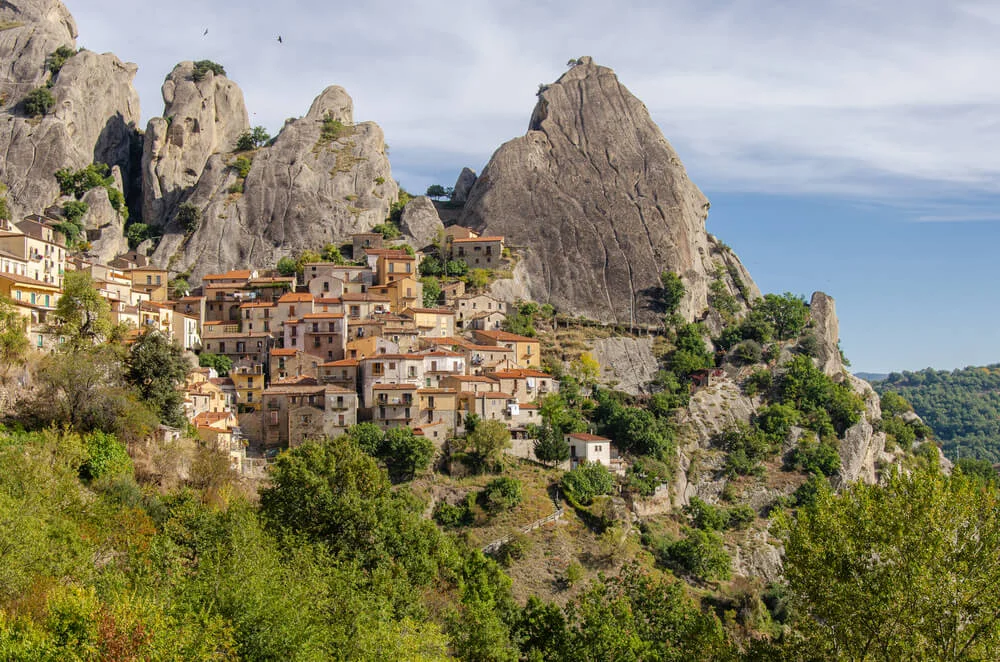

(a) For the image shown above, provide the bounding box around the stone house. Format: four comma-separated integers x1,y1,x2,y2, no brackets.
240,301,277,335
359,353,425,406
405,307,456,338
488,369,557,403
454,294,508,330
370,276,421,313
341,292,391,319
450,236,504,269
420,350,466,388
273,292,314,332
261,379,358,448
371,383,418,429
230,361,266,411
269,348,314,381
472,329,541,368
284,312,347,363
318,358,358,392
416,387,459,433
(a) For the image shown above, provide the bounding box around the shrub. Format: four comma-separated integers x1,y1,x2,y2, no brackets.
198,352,232,375
23,87,55,116
177,202,201,234
419,255,445,277
126,222,149,249
371,222,400,240
228,182,244,194
482,477,523,513
445,259,469,277
726,504,756,529
685,497,727,531
716,422,772,478
660,271,685,313
561,461,615,506
494,533,530,567
46,45,75,76
732,340,763,365
658,528,731,581
79,431,132,482
191,59,225,82
233,156,253,178
319,114,350,142
624,456,671,496
788,433,841,477
235,126,270,151
433,499,474,529
743,369,772,397
797,332,821,357
62,200,88,222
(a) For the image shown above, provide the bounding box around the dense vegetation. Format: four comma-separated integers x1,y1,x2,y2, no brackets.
874,365,1000,460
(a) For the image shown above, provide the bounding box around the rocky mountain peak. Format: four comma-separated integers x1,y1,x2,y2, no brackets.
141,60,249,225
461,57,758,326
0,0,77,103
306,85,353,123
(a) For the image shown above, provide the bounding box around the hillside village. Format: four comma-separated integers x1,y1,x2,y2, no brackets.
0,211,625,477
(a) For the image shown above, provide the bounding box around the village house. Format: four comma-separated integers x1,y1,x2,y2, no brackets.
488,369,557,403
246,275,296,301
0,245,28,278
565,432,613,469
473,329,541,368
441,374,500,394
419,350,466,388
324,265,375,294
270,348,311,381
283,312,347,362
369,276,421,313
351,232,383,258
0,221,66,287
202,269,256,322
464,343,518,374
369,249,418,285
459,390,516,423
128,266,169,302
108,299,140,329
371,383,418,429
184,377,230,420
138,301,173,336
416,387,459,432
341,292,391,319
359,353,425,406
443,225,479,242
307,273,346,299
230,361,266,411
465,310,506,331
200,324,271,364
272,291,314,332
346,334,399,360
172,311,201,351
192,410,240,452
450,235,504,269
405,307,456,338
174,296,206,329
0,273,60,320
240,301,277,334
439,280,466,305
261,378,358,448
318,358,358,392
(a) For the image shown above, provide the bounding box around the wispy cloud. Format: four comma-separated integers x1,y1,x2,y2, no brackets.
64,0,1000,215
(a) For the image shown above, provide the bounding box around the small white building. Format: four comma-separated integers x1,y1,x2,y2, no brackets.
565,432,613,469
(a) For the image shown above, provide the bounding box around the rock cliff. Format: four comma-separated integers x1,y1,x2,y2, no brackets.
461,56,759,325
0,1,139,222
150,85,397,281
399,196,444,248
141,62,249,226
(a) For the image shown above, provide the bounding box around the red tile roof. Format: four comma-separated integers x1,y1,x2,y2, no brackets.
474,330,538,343
566,432,611,442
278,292,314,303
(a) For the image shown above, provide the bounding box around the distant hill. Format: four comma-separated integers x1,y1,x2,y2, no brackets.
873,365,1000,461
854,372,888,382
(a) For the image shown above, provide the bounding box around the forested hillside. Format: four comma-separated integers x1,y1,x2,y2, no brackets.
874,365,1000,461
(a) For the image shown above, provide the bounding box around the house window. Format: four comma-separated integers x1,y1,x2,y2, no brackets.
289,306,295,316
338,414,345,426
408,366,416,378
372,362,384,376
156,275,162,284
146,275,152,285
323,281,329,292
37,335,43,347
44,295,50,306
247,392,254,402
219,342,226,353
595,445,602,452
388,362,396,370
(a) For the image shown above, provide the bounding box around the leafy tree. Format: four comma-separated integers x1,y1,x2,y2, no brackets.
421,276,441,307
319,243,346,264
46,45,75,75
125,221,149,249
624,456,672,497
382,426,435,482
236,126,270,151
954,457,999,485
779,355,863,437
660,271,685,314
797,332,820,357
346,421,385,457
715,422,771,478
668,323,713,377
198,352,232,375
419,255,445,277
757,292,809,340
191,59,225,82
371,222,401,240
482,477,523,513
467,419,511,470
561,462,615,505
169,276,190,298
125,330,189,427
570,352,600,388
23,87,55,116
54,163,114,198
684,496,728,530
532,423,570,466
425,184,447,198
276,256,297,276
655,528,731,581
732,339,763,365
502,306,535,337
55,271,114,345
177,202,201,234
469,268,490,291
879,390,912,417
446,259,469,277
79,431,132,482
0,295,29,376
781,465,1000,659
787,433,841,476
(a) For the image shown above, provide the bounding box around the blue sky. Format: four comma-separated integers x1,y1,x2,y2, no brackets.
63,0,1000,373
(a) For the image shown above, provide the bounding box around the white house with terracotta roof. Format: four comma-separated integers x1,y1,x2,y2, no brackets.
565,432,614,469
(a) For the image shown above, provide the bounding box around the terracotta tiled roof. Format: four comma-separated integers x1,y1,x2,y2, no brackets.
203,270,252,281
474,330,538,343
270,348,298,357
453,236,503,243
321,359,359,367
566,432,611,442
372,383,418,390
490,369,551,379
278,292,314,303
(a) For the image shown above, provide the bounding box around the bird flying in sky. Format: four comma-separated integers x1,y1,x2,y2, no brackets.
277,35,283,43
203,29,208,36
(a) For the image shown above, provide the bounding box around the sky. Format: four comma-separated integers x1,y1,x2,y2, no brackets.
63,0,1000,373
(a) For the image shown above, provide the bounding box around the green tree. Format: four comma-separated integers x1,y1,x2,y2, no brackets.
757,292,809,340
371,222,401,240
0,296,28,378
419,255,445,277
345,421,385,457
320,243,347,264
125,222,149,249
660,271,685,314
781,466,1000,660
382,427,435,482
177,202,201,234
55,271,114,345
79,431,132,482
561,462,615,505
446,259,469,277
425,184,447,198
276,256,297,276
469,268,490,291
467,419,511,471
656,528,731,581
46,45,75,75
532,423,570,466
125,330,190,427
236,126,270,151
23,87,55,116
191,59,225,82
482,477,523,513
421,276,441,307
198,352,232,375
0,183,10,222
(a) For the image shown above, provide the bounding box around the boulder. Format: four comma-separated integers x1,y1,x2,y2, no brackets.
399,196,444,248
151,85,397,282
451,167,477,205
461,56,759,325
141,62,250,226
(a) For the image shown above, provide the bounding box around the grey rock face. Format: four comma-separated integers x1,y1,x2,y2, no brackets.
80,170,128,264
141,62,250,226
399,196,443,248
461,56,758,325
809,291,844,377
587,336,659,395
0,2,139,222
0,0,76,104
151,85,397,282
836,374,887,486
451,167,477,205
